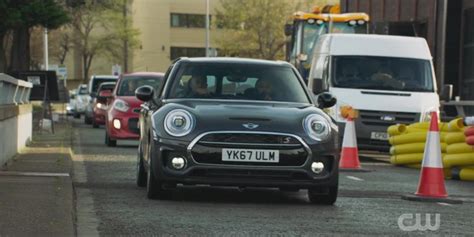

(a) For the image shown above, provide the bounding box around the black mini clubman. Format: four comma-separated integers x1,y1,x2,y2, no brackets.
135,57,340,204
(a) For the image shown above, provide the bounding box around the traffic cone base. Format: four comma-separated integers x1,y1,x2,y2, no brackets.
401,194,463,204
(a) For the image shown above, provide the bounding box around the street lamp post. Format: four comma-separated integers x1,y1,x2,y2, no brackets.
205,0,210,57
44,28,49,70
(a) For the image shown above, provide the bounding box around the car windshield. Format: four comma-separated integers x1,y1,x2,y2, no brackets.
92,78,117,95
168,63,310,103
332,56,435,92
78,87,88,95
118,76,163,96
97,84,115,95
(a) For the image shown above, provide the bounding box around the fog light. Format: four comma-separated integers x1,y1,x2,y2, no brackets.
311,162,324,174
171,157,186,170
113,119,121,129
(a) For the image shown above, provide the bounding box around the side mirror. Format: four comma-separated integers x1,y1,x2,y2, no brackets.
317,92,337,109
97,90,112,103
284,23,293,36
441,84,453,101
135,85,154,102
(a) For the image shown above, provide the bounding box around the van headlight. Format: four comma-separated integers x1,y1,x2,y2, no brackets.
303,114,331,142
326,105,345,123
164,109,195,137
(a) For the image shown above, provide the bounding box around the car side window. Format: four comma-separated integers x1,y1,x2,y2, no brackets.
155,65,174,102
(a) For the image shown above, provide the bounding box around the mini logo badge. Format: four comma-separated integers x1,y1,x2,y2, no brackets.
381,115,396,121
242,123,259,129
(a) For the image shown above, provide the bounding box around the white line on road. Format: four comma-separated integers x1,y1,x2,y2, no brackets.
346,175,364,181
0,171,70,177
437,202,453,206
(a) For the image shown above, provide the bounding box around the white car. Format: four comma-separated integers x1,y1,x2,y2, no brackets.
73,84,90,118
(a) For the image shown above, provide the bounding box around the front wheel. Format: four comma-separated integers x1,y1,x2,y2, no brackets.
146,142,170,200
308,185,338,205
136,144,147,187
105,131,117,147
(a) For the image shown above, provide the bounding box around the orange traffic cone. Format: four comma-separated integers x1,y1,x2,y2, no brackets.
339,118,369,172
402,112,462,204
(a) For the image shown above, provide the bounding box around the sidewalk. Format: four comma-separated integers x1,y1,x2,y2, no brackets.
0,120,75,236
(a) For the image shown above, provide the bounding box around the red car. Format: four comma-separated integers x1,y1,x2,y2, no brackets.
105,72,164,146
92,82,116,128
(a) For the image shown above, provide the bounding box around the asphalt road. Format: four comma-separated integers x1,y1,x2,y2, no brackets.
71,118,474,236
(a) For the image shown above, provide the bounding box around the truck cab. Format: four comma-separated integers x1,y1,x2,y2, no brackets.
309,34,440,151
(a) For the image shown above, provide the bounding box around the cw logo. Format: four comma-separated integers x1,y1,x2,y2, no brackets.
398,213,440,231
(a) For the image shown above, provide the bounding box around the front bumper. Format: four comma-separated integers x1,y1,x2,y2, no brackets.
93,108,107,125
150,136,339,188
108,113,140,140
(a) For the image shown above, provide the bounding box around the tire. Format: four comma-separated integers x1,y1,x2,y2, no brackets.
73,112,80,119
84,115,92,124
92,119,99,128
146,142,170,200
308,175,338,205
105,131,117,147
136,144,147,187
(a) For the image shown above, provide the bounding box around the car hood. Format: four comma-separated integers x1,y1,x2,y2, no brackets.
154,99,336,142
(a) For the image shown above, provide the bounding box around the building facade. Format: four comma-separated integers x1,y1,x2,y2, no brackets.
131,0,222,73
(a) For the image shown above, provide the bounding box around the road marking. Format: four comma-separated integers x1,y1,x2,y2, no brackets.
346,175,364,181
437,202,453,206
0,171,70,177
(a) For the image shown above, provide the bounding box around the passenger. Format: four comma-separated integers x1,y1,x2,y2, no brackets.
255,78,273,101
371,65,405,89
187,75,211,98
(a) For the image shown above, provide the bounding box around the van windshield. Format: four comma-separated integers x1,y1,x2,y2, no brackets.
332,56,434,92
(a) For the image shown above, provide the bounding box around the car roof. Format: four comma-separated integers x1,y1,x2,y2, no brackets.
92,75,119,79
316,34,432,60
124,72,165,77
178,57,291,67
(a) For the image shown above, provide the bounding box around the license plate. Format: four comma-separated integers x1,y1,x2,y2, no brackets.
371,132,389,141
222,148,279,163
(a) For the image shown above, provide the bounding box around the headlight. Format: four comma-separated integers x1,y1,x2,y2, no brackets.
113,99,129,112
326,105,345,123
164,109,195,137
303,114,331,141
96,103,106,110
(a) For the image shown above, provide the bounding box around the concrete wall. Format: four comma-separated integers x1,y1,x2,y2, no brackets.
0,74,33,167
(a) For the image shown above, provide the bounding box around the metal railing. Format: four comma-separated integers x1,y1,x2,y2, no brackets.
441,100,474,117
0,73,33,105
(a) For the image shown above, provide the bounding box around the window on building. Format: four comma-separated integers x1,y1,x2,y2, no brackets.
170,13,210,28
170,47,206,60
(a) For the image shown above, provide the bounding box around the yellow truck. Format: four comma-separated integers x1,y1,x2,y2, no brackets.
285,4,369,80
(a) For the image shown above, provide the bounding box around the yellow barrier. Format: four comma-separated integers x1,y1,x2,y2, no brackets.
389,132,426,145
453,168,474,181
443,153,474,168
387,124,407,136
445,132,466,144
446,143,474,154
448,118,465,132
390,142,447,155
408,122,449,132
404,164,421,169
391,153,424,165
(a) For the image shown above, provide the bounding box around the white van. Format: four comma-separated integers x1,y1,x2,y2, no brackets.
308,34,445,151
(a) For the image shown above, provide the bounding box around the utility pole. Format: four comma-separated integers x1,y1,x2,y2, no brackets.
123,0,129,72
44,28,49,70
205,0,210,57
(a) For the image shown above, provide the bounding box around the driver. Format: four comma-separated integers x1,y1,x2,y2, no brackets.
125,80,138,96
255,77,273,101
187,75,211,98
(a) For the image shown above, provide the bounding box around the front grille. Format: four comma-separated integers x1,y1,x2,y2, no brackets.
359,110,418,126
191,133,308,166
128,118,139,134
199,133,300,145
358,138,390,151
133,108,141,114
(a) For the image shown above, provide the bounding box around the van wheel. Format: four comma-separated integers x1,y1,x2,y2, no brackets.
105,132,116,147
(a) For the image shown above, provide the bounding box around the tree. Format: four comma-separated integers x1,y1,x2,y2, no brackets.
70,0,140,81
215,0,338,60
0,0,20,72
8,0,69,71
